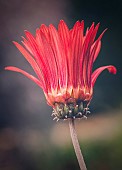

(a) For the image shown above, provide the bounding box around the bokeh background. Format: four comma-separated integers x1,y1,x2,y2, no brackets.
0,0,122,169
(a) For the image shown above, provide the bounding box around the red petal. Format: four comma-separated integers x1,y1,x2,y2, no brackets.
38,30,58,90
92,65,117,86
24,30,43,62
80,22,95,87
24,30,56,92
40,24,49,42
81,25,107,88
93,28,107,62
70,20,81,38
22,32,49,82
58,20,72,86
87,40,101,85
58,20,70,53
13,41,44,81
92,40,101,62
72,21,84,87
21,36,33,55
5,66,45,90
87,28,107,87
49,24,67,89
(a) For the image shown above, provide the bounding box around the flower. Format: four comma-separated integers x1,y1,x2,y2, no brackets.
5,20,116,120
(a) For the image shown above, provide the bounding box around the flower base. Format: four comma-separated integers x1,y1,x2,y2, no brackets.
52,100,90,121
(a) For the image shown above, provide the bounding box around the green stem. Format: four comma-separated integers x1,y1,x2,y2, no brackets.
69,118,87,170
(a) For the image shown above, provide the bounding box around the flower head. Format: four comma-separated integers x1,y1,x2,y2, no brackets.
5,20,116,120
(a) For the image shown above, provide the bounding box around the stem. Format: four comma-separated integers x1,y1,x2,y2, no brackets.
69,118,87,170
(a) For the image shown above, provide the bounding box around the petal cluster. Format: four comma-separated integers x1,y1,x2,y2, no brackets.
5,20,116,109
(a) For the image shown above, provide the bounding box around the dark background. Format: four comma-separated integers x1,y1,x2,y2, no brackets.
0,0,122,170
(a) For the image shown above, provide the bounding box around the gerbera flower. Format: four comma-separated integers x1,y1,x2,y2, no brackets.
5,20,116,121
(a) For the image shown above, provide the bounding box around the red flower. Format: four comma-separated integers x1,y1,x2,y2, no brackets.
5,20,116,120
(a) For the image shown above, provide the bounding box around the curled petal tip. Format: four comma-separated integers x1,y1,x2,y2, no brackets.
108,66,117,74
92,65,117,86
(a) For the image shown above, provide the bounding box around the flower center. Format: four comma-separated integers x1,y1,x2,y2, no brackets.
52,98,90,121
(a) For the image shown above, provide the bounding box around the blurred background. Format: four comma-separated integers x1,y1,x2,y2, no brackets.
0,0,122,169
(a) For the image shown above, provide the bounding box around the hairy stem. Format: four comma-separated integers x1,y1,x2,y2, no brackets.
69,118,87,170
